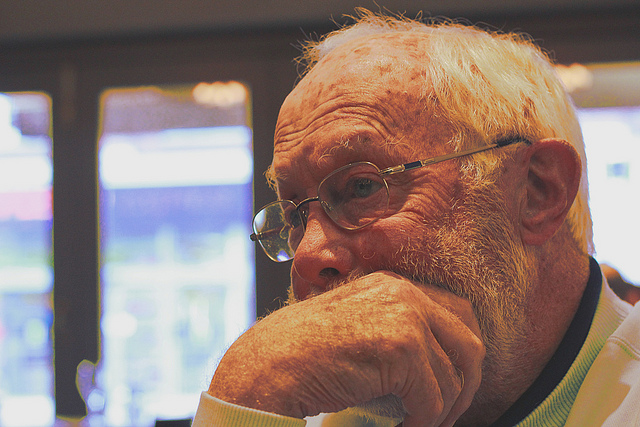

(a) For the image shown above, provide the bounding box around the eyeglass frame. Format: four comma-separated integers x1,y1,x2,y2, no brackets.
250,136,530,260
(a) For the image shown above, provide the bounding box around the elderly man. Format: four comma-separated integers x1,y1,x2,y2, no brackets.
193,12,640,427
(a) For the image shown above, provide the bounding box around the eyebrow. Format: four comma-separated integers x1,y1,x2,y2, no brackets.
264,164,278,192
267,135,374,188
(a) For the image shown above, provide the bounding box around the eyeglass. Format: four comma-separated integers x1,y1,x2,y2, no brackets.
251,137,529,262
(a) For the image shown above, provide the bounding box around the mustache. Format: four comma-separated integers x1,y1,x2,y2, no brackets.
287,269,369,305
287,263,452,307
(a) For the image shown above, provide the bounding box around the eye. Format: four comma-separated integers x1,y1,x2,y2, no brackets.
316,163,390,229
320,166,386,206
348,177,382,199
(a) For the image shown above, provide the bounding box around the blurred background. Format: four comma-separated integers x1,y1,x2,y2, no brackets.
0,1,638,425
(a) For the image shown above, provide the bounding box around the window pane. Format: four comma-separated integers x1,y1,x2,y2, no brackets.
97,83,255,426
0,93,54,426
580,105,640,284
562,61,640,285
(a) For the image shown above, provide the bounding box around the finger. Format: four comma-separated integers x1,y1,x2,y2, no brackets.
397,337,464,427
398,360,443,427
437,370,476,427
426,303,485,426
372,274,484,426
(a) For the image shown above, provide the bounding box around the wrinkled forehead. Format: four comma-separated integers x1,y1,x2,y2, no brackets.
273,32,440,149
269,32,452,188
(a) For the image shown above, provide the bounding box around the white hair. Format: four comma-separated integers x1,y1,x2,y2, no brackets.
298,10,593,254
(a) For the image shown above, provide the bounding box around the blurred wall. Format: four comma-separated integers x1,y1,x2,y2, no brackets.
1,0,639,44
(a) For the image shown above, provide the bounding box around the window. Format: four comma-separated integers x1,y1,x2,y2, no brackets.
1,31,296,423
96,83,255,425
0,92,54,426
580,105,640,283
563,61,640,284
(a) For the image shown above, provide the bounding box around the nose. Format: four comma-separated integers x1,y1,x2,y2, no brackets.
291,205,353,300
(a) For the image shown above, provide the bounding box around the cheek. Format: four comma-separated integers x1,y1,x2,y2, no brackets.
354,175,461,271
388,174,461,227
386,187,457,238
354,216,433,270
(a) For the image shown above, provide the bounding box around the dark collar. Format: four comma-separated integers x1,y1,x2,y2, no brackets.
488,257,602,427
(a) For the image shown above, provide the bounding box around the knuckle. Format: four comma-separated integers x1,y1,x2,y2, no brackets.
432,392,445,416
471,335,486,359
379,325,423,358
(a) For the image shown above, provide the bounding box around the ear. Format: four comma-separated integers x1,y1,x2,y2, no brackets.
521,138,582,246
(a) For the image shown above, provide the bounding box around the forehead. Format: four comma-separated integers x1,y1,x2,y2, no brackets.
271,32,453,184
282,32,430,120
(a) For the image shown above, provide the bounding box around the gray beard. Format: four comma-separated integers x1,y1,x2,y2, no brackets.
379,182,537,422
288,180,536,423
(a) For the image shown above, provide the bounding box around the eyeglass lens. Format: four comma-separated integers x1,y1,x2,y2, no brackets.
252,162,390,262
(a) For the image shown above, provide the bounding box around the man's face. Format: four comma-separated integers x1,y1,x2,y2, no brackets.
271,34,464,299
270,34,535,382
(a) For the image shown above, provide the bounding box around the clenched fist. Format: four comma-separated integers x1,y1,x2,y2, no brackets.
209,271,485,427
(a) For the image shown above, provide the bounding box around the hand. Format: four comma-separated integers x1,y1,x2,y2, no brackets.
208,271,485,427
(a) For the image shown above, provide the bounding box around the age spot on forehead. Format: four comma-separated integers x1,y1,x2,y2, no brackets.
375,61,395,75
352,45,373,56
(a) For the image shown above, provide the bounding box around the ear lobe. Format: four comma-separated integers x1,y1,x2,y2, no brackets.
521,138,582,246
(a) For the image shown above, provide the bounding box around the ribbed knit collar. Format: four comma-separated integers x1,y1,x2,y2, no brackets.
489,258,602,427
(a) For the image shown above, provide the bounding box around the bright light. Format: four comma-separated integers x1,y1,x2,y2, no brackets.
192,81,248,107
0,155,52,192
556,63,594,93
580,107,640,284
99,126,252,189
0,395,54,427
0,94,21,152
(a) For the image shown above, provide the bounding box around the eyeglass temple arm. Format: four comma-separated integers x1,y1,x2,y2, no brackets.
379,137,530,176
